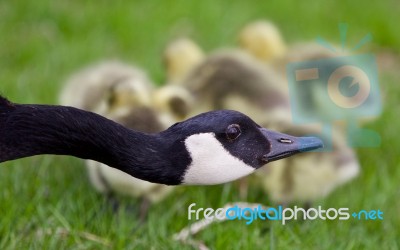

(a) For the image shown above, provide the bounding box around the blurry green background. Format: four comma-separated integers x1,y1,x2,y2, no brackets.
0,0,399,249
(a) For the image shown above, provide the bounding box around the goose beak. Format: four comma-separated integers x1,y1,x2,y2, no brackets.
260,128,324,163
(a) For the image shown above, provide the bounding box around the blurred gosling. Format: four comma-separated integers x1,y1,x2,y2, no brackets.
60,61,175,215
152,84,194,125
238,20,347,67
163,38,205,84
175,49,291,124
239,20,287,64
60,61,154,115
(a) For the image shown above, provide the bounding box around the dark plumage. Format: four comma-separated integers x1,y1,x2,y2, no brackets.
0,101,182,184
0,96,323,186
0,95,13,107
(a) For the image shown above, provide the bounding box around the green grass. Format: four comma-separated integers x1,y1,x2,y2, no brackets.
1,0,400,249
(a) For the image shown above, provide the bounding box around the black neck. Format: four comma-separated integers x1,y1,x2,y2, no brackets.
0,101,182,185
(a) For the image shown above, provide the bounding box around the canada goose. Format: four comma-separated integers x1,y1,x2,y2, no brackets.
0,96,323,185
163,38,205,84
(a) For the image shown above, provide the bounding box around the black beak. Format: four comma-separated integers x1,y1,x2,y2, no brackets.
260,128,324,163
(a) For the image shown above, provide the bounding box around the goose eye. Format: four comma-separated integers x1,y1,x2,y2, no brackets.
226,124,241,141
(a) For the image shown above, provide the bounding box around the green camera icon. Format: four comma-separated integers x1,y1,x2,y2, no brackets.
286,54,381,148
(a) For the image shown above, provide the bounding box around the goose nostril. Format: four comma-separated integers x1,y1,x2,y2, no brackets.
279,138,293,144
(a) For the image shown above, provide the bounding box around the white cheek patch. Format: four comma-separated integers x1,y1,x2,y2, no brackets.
182,133,255,185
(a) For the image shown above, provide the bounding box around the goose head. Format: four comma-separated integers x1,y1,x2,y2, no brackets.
160,110,323,185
